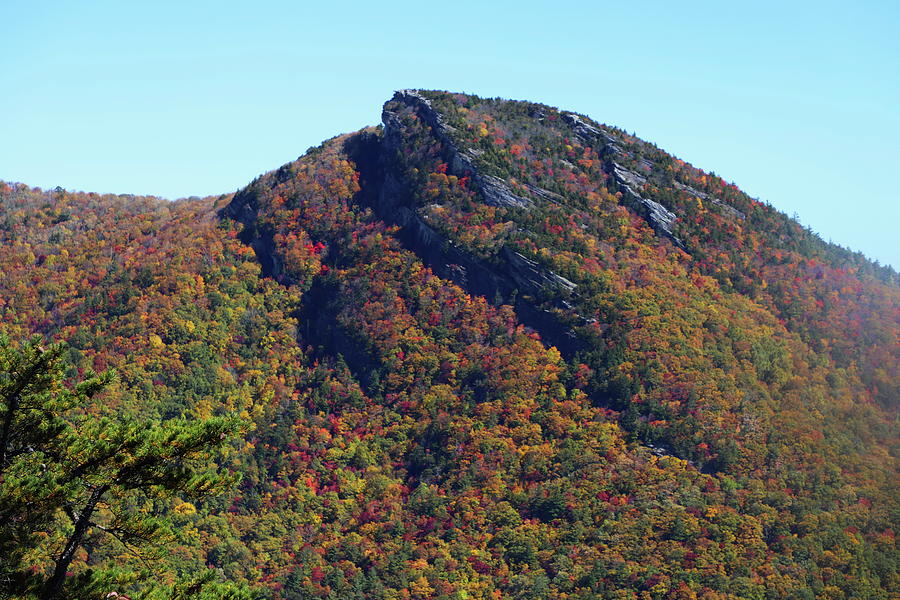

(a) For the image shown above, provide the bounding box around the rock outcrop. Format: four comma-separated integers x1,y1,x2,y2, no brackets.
357,91,587,355
562,112,687,251
223,91,725,358
384,90,534,209
610,164,686,250
674,181,746,221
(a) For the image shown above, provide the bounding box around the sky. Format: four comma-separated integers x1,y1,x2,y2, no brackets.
2,0,898,268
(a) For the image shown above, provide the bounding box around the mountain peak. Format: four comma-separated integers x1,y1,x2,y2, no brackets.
1,89,896,600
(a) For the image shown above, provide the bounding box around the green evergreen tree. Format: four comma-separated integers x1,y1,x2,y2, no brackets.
0,336,247,600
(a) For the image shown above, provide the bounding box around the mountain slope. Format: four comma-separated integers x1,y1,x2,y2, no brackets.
0,90,896,599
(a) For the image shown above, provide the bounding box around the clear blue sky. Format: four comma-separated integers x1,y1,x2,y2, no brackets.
3,1,898,268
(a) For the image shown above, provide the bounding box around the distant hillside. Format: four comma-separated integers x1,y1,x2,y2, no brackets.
1,90,896,600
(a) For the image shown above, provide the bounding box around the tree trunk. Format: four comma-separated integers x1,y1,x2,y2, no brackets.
42,484,108,600
0,392,19,473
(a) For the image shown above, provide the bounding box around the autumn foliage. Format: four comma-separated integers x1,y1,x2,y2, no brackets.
0,90,896,599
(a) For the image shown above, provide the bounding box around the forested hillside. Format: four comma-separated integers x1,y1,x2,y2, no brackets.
1,90,896,600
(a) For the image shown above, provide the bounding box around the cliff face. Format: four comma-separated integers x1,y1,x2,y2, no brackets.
226,91,595,358
222,90,762,309
380,90,694,249
379,90,688,247
373,91,586,356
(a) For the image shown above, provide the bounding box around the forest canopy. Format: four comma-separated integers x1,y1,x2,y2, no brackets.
0,90,896,599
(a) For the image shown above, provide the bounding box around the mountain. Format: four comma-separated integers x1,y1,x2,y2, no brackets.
1,90,897,599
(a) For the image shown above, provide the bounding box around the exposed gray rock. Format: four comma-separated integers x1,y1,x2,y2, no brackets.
388,91,690,257
674,181,745,220
524,184,564,204
560,110,687,251
384,90,534,210
530,108,547,121
611,164,686,251
613,165,648,189
562,112,618,146
502,248,578,295
393,89,435,111
373,91,586,356
384,92,581,297
637,156,655,172
480,175,534,209
604,143,623,157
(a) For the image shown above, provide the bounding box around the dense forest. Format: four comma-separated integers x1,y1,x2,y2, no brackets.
0,90,896,599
